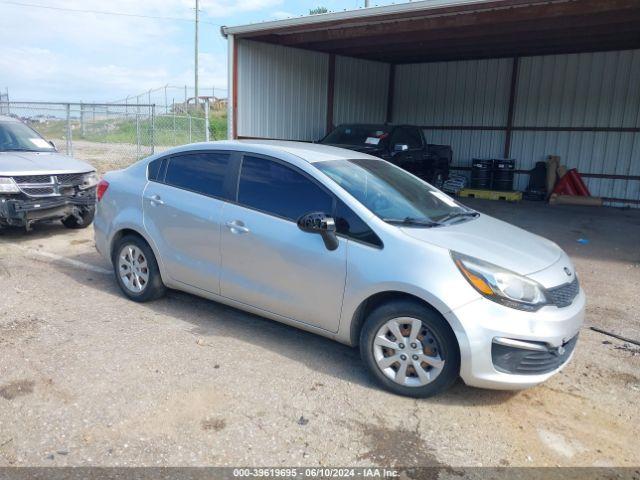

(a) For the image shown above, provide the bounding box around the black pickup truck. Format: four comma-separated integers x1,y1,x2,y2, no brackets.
319,124,452,186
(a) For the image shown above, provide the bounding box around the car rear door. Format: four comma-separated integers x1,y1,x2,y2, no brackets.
219,153,347,333
142,150,238,294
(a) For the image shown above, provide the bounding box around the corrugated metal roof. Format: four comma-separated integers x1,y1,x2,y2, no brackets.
221,0,505,37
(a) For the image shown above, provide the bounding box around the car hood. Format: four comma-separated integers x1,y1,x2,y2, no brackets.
401,214,563,275
0,151,94,176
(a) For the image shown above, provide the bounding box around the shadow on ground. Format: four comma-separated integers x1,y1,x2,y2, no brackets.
52,248,518,407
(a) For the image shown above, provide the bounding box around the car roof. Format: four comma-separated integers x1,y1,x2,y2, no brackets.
204,139,376,163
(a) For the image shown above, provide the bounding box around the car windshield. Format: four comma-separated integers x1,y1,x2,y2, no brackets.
0,120,55,152
322,125,391,147
315,158,473,226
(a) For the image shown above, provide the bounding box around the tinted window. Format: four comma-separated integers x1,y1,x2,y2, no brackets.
335,200,382,248
147,158,162,181
165,152,230,197
238,155,333,221
390,128,422,149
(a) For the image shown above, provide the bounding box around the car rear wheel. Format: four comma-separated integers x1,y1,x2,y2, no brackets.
61,206,95,229
113,235,166,302
360,300,460,398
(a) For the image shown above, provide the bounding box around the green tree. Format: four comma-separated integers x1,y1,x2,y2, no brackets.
309,6,328,15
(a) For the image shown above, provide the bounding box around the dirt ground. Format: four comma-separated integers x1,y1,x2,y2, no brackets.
52,139,176,175
0,199,639,468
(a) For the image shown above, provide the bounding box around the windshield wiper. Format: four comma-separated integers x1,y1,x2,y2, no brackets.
438,211,480,223
382,216,441,227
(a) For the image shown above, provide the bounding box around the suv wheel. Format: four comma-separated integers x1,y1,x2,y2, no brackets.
113,235,166,302
62,206,95,229
360,300,460,398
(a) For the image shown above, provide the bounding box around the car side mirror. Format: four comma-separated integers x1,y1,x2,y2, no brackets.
393,143,409,153
297,212,339,251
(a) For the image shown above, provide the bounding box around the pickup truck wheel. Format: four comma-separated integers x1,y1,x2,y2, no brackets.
360,300,460,398
113,235,166,302
61,206,95,229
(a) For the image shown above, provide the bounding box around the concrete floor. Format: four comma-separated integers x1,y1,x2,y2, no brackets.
0,200,639,468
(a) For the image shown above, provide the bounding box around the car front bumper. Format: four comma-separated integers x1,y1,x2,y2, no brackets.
0,193,95,228
445,288,585,389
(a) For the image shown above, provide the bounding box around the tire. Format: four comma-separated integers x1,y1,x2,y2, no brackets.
360,300,460,398
112,234,166,302
62,206,95,229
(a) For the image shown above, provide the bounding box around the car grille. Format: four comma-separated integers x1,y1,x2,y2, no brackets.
547,277,580,308
11,173,85,198
12,174,53,184
56,173,85,185
492,335,579,375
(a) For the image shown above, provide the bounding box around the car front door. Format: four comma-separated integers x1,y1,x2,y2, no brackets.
219,154,347,333
143,150,237,294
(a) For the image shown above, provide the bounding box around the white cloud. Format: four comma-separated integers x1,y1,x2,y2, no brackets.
0,0,245,101
193,0,284,18
271,10,296,19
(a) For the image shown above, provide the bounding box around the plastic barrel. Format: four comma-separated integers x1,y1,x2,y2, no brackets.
470,158,493,189
493,159,515,191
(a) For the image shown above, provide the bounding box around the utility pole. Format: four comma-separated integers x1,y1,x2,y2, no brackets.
194,0,199,110
364,0,370,6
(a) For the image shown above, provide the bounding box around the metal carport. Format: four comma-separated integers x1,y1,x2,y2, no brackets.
221,0,640,206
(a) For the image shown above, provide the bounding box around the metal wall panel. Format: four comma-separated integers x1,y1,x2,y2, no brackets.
393,58,513,126
422,130,506,168
333,56,389,125
512,50,640,205
510,131,640,202
514,50,640,128
237,40,329,141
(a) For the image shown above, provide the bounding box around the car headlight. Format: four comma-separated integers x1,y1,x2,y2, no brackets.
0,177,20,194
79,172,99,190
451,251,548,311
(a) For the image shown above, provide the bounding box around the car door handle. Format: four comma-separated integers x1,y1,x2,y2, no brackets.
145,194,164,206
225,220,250,234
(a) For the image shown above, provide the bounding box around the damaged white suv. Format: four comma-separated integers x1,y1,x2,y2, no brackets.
0,115,98,231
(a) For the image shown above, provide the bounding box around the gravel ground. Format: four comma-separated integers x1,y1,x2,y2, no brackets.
0,200,639,468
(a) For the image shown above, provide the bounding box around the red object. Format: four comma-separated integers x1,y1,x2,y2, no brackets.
553,174,577,195
566,169,591,196
96,180,109,201
553,169,591,196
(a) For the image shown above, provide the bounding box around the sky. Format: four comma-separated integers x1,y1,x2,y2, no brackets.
0,0,402,103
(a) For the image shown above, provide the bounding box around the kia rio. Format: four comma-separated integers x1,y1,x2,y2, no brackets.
94,141,584,397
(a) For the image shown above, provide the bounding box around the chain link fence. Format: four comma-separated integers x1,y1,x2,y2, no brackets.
0,101,212,174
109,85,228,115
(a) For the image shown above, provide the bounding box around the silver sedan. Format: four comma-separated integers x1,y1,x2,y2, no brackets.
94,140,584,397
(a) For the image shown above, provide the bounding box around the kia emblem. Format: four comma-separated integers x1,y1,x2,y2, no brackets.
564,267,572,276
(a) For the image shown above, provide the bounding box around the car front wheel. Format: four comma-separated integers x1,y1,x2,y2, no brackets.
360,300,460,398
112,235,166,302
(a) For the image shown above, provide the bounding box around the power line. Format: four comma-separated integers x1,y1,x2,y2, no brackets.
0,0,221,26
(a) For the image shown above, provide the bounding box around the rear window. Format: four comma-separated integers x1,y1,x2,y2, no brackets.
165,152,231,198
322,125,391,147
